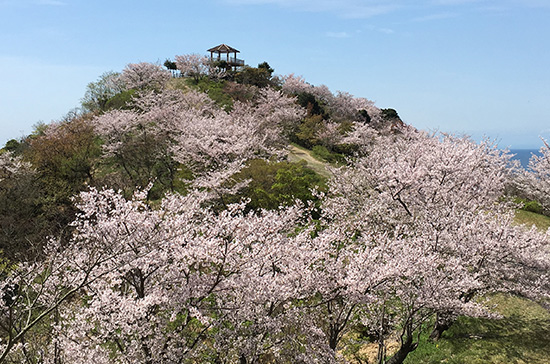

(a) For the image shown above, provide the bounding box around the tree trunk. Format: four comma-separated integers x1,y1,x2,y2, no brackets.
328,312,345,351
429,312,455,341
385,334,418,364
376,337,386,364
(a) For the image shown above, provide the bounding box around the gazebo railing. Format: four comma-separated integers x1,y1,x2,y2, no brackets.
209,56,245,66
230,58,245,65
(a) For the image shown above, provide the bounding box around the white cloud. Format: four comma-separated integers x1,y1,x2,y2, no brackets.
326,31,351,38
223,0,402,18
376,27,395,34
365,24,395,34
411,12,458,22
222,0,550,19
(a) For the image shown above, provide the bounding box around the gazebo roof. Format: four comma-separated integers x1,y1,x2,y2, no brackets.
207,44,240,54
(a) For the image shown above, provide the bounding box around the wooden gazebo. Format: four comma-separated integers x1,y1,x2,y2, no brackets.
207,44,244,70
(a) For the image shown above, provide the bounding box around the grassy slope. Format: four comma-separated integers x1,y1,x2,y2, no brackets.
514,209,550,231
406,212,550,364
405,294,550,364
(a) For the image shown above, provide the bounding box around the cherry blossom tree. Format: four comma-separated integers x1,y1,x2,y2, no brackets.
513,139,550,214
281,74,386,153
281,74,332,104
281,74,381,124
8,187,329,364
174,54,213,83
92,87,304,197
119,62,172,91
309,128,550,363
0,233,108,363
3,126,549,364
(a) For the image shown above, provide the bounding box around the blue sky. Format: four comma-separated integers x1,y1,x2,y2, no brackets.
1,0,549,148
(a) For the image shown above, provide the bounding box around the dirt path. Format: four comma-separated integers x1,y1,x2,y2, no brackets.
287,145,332,179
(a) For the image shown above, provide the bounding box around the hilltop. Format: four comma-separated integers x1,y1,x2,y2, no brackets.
1,56,549,364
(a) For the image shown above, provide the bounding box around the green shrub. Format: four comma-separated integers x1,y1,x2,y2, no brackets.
515,197,544,214
188,78,234,110
293,115,325,148
222,81,257,104
311,145,345,163
2,139,24,155
381,108,400,121
221,159,326,212
524,200,543,214
296,92,326,117
234,63,275,88
105,89,137,110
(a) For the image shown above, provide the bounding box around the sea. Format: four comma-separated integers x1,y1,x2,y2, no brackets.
509,149,541,169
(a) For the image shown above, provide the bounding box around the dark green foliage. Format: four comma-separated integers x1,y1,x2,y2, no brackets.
290,91,363,155
234,65,275,88
523,200,544,214
96,128,188,201
381,108,400,121
104,89,137,111
296,92,326,117
186,78,235,110
358,109,371,123
1,139,29,157
332,142,359,156
164,59,177,71
514,197,544,214
2,139,22,154
222,159,326,212
311,145,345,163
257,62,274,75
0,156,49,261
293,115,325,148
380,108,405,130
212,60,230,71
311,145,333,162
290,93,329,149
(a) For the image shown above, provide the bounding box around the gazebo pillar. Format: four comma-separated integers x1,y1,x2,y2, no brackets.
206,44,244,70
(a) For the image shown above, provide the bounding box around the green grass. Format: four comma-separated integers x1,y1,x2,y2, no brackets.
404,294,550,364
407,207,550,363
514,209,550,231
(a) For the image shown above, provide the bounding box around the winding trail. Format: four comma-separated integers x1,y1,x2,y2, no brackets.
287,144,332,179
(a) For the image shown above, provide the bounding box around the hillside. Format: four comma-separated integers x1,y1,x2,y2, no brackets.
1,57,549,364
